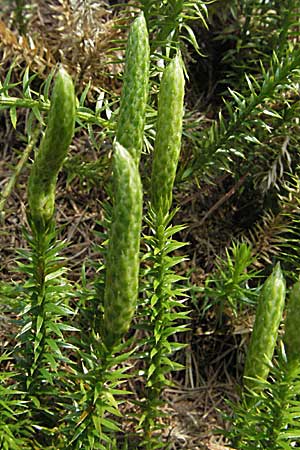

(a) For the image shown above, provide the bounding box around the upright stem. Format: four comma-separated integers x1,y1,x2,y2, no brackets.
268,360,299,447
13,0,27,35
0,129,39,221
144,215,171,447
26,229,50,392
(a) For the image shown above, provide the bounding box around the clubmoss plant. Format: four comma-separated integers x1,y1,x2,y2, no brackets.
140,210,189,449
0,354,35,450
62,139,143,446
139,52,189,448
227,349,300,449
61,15,149,447
201,241,260,325
184,47,300,181
15,67,77,439
226,273,300,449
243,263,286,394
0,2,300,447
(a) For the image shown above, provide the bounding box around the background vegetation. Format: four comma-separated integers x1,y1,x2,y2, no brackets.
0,1,300,449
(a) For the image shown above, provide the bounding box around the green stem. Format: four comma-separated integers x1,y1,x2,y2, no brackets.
69,344,117,447
268,360,299,447
0,96,110,128
144,218,169,446
0,128,39,221
13,0,27,35
27,230,49,392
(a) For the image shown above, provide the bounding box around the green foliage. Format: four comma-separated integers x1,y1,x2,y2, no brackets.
0,65,109,129
0,354,34,450
215,0,300,88
138,0,208,54
227,350,300,449
139,210,189,448
2,1,300,448
185,47,300,180
134,51,189,447
15,227,77,424
202,242,260,323
284,280,300,364
61,340,134,449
